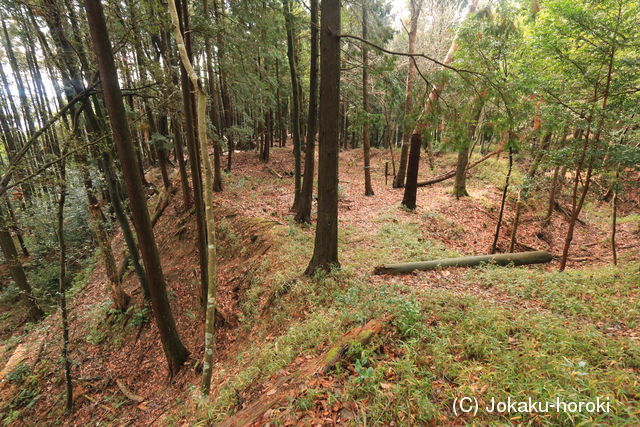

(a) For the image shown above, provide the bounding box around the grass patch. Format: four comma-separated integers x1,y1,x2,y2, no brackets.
472,263,640,328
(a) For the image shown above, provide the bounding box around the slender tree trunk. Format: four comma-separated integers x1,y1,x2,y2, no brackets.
295,0,319,224
85,0,188,374
610,169,619,265
79,162,131,310
284,0,303,210
305,0,341,275
401,132,421,210
172,119,192,204
560,47,616,271
491,146,513,253
393,0,422,188
102,153,151,300
156,115,172,190
361,5,374,196
56,159,72,411
402,0,479,207
204,0,224,191
212,0,235,171
175,0,208,307
508,192,523,253
542,165,561,227
5,200,28,257
452,97,484,198
168,0,218,394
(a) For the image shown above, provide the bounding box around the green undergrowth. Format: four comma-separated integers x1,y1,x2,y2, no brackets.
84,302,149,348
472,263,640,328
195,212,639,425
342,211,460,268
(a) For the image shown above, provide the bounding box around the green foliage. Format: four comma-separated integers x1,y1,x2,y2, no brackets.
1,363,41,424
474,263,640,328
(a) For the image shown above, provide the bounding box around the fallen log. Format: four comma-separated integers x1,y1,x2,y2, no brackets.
417,148,502,187
374,251,553,275
218,318,387,427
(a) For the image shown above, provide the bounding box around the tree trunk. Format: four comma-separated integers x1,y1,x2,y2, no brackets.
404,0,479,206
56,159,73,411
168,0,218,393
361,4,374,196
491,146,513,253
542,165,561,227
452,97,484,198
611,170,618,265
284,0,303,210
393,0,422,188
175,0,208,307
102,153,151,300
305,0,341,275
204,0,224,192
374,251,553,275
85,0,188,375
401,132,421,210
79,162,131,310
295,0,319,224
508,193,523,253
560,47,615,271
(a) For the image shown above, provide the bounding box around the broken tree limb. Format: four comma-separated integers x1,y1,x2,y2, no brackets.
417,148,502,187
116,379,144,402
266,166,283,178
374,251,553,275
554,201,586,225
218,318,387,427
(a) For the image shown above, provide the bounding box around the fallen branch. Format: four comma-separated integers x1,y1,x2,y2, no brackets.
116,379,144,402
266,166,283,178
417,148,502,187
219,318,387,426
374,251,553,275
554,201,586,225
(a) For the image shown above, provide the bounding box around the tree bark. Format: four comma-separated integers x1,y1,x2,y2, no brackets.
361,4,374,196
55,156,72,411
284,0,303,210
401,0,479,207
393,0,422,188
401,132,421,210
491,146,513,253
374,251,553,274
305,0,341,275
560,46,616,271
85,0,188,374
168,0,218,394
175,0,208,307
453,97,484,198
295,0,319,224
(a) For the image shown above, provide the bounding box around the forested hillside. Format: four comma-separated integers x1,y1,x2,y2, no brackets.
0,0,638,424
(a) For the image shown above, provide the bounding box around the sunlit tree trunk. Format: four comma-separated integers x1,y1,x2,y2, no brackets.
295,0,319,224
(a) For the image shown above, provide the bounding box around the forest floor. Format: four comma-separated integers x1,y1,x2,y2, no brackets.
0,145,639,425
